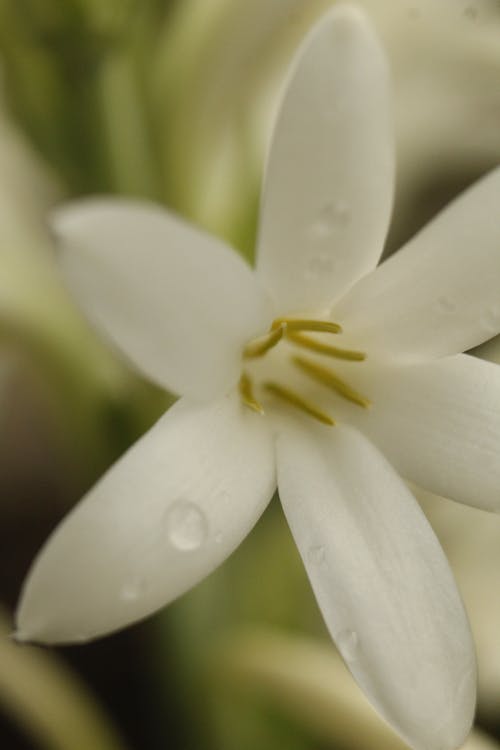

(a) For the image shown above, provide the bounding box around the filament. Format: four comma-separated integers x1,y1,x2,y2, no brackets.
264,381,335,426
239,373,265,414
271,317,342,335
292,355,371,409
243,322,286,359
287,332,366,361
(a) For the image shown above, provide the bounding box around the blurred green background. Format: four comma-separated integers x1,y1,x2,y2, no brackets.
1,1,500,749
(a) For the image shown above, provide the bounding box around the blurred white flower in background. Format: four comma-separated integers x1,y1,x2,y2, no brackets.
15,6,500,750
156,0,500,247
415,324,500,722
220,629,500,750
417,489,500,721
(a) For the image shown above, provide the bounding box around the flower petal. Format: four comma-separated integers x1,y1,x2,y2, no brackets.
52,199,272,400
334,167,500,359
342,354,500,512
256,5,394,314
16,393,275,643
277,422,475,750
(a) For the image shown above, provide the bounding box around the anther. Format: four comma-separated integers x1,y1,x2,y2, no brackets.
292,355,371,409
264,381,335,426
287,332,366,361
243,322,286,358
271,318,342,335
239,373,265,414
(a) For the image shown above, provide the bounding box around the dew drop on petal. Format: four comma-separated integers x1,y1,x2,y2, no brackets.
436,296,457,314
336,628,360,661
310,200,351,239
305,252,335,280
120,576,147,602
464,5,478,20
307,544,326,566
165,500,207,551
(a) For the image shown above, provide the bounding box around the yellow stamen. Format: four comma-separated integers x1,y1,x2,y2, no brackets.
239,373,265,415
271,318,342,335
292,355,371,409
243,323,286,359
287,332,366,361
264,381,335,426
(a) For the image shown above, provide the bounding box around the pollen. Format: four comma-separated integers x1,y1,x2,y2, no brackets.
240,316,369,425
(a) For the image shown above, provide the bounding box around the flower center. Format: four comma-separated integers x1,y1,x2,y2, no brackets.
239,317,370,425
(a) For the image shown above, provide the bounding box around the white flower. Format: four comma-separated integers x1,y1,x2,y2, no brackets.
16,6,500,750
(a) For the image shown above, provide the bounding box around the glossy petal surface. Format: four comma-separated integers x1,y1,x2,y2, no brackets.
343,354,500,512
53,199,272,399
277,422,475,750
335,168,500,359
256,5,394,314
17,393,275,643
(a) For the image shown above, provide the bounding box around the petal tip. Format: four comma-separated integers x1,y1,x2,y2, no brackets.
10,628,30,645
299,1,373,52
330,2,369,25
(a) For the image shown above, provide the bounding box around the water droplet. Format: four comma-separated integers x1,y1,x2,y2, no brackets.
307,545,326,566
437,296,456,314
336,629,360,661
310,200,351,239
120,576,147,602
305,252,334,280
165,500,207,551
481,304,500,334
464,5,478,20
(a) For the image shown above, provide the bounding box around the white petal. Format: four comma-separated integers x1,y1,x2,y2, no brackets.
277,423,475,750
256,5,394,314
53,199,272,400
16,393,275,643
335,167,500,359
343,354,500,512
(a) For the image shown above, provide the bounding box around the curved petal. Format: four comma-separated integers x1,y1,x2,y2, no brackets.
342,354,500,512
52,199,272,400
16,393,276,644
334,167,500,360
277,422,475,750
256,5,394,314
